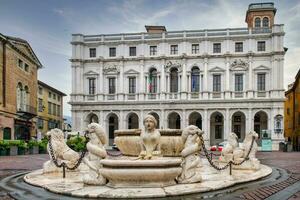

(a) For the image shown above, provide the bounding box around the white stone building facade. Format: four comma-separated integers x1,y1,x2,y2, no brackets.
70,3,285,149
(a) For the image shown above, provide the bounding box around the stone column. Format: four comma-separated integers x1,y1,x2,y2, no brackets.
225,57,231,99
248,56,254,98
181,58,187,99
182,109,186,128
100,110,104,127
246,108,252,133
120,110,125,130
139,60,145,100
203,57,209,99
99,61,104,100
161,59,166,99
204,109,209,145
140,110,144,129
224,109,230,140
119,60,124,100
161,109,165,129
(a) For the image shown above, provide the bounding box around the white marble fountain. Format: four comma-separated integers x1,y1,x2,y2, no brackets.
24,115,272,198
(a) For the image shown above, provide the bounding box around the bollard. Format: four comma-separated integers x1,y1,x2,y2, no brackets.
229,162,232,175
63,164,66,178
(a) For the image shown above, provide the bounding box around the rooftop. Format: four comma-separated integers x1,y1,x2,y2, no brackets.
38,80,67,96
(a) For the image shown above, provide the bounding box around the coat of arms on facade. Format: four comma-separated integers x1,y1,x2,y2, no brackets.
230,59,249,70
103,64,120,74
164,61,182,72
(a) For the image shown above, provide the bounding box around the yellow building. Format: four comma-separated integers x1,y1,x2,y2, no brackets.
37,81,66,138
284,68,300,151
0,33,42,140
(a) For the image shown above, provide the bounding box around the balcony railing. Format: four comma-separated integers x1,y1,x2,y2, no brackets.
17,104,37,115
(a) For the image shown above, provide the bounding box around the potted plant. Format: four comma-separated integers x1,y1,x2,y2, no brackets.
38,138,48,154
8,140,19,156
67,135,86,152
28,140,39,154
0,140,9,156
17,140,28,155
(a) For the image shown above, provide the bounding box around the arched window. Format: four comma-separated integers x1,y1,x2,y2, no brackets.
170,68,178,93
254,17,261,28
127,113,139,129
149,68,157,93
23,86,29,107
262,17,269,27
16,83,22,110
191,67,200,92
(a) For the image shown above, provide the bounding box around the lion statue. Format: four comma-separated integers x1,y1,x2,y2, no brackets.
242,131,259,160
177,125,203,184
43,128,80,173
83,123,107,185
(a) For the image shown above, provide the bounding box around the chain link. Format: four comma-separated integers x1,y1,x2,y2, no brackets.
199,135,255,170
48,132,89,170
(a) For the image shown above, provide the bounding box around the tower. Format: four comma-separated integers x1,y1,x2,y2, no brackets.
245,2,277,28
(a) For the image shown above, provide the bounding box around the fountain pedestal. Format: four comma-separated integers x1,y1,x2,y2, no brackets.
100,157,182,188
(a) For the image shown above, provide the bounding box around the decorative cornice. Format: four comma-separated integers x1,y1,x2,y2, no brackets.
164,60,182,72
230,59,249,71
103,64,120,74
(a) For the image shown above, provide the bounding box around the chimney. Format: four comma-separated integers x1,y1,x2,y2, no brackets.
145,25,167,33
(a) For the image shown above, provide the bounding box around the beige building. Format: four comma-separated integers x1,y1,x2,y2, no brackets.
36,81,66,137
0,33,42,140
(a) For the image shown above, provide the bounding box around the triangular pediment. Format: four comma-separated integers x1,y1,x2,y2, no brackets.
6,36,42,67
124,69,140,75
230,65,248,71
253,65,270,71
84,70,99,76
209,66,225,72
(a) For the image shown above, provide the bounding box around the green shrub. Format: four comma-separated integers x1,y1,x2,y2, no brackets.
38,138,48,152
0,140,9,150
28,140,39,149
67,135,86,152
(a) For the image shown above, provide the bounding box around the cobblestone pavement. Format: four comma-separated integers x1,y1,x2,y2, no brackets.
0,151,299,200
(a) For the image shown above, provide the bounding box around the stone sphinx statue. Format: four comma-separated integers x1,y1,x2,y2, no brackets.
83,123,107,185
177,125,203,184
139,115,161,159
43,128,80,173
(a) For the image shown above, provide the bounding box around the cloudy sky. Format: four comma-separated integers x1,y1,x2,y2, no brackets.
1,0,299,116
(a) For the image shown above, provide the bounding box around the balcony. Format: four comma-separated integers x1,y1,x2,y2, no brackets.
17,104,37,119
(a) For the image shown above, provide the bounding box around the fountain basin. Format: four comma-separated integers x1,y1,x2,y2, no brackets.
114,129,183,156
99,157,182,188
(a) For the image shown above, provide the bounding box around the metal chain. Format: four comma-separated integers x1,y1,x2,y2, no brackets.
199,135,255,170
48,133,89,170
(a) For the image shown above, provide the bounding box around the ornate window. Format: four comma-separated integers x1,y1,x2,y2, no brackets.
88,78,96,95
262,17,269,27
257,41,266,51
170,45,178,55
257,73,266,91
170,68,178,93
235,42,243,52
108,77,116,94
213,74,221,92
150,46,157,56
255,17,261,28
16,83,22,110
129,47,136,56
89,48,96,58
235,74,243,91
213,43,221,53
128,77,136,94
109,47,116,57
38,98,43,112
192,44,199,54
149,68,157,93
191,67,200,92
